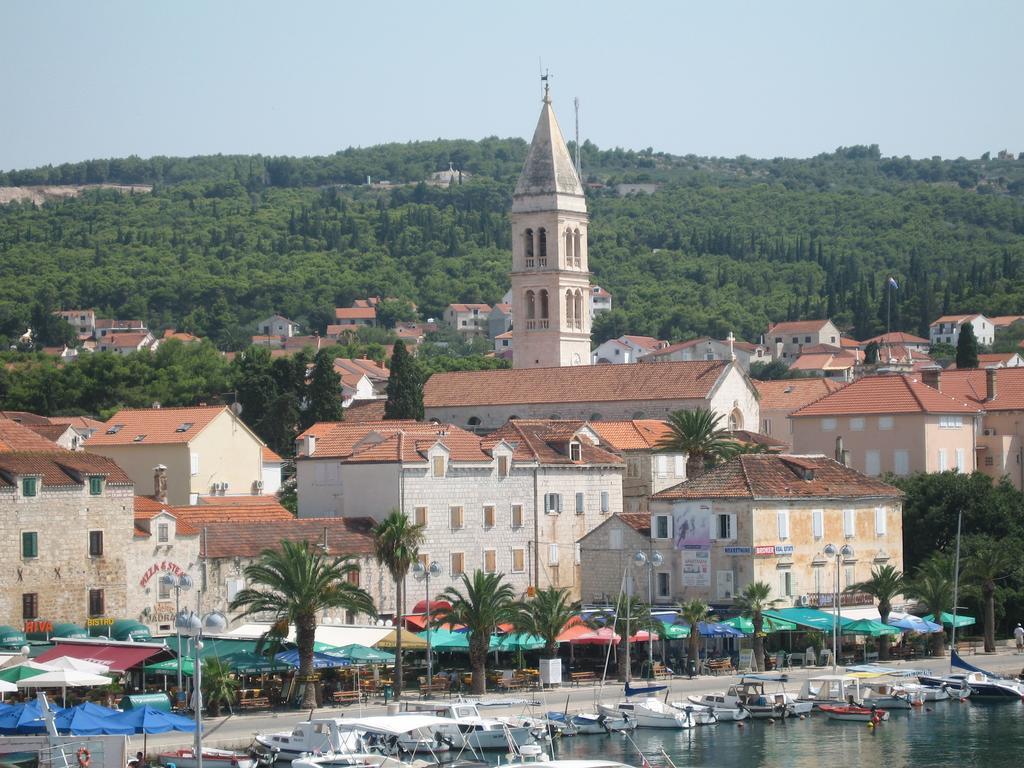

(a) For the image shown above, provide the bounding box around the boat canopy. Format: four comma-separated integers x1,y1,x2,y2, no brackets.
336,714,455,735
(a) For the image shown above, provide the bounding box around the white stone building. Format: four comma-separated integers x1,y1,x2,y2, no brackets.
929,314,994,348
256,315,299,338
294,419,624,600
588,420,686,513
644,336,769,373
764,320,842,362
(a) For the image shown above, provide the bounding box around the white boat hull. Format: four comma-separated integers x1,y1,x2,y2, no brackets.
683,697,748,722
160,751,256,768
598,701,693,729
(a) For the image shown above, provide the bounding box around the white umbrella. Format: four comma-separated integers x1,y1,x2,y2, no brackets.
16,668,111,706
0,679,15,695
42,656,110,675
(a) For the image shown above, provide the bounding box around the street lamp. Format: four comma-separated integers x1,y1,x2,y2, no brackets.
160,573,193,701
176,609,227,768
822,544,854,672
411,560,443,685
633,551,664,679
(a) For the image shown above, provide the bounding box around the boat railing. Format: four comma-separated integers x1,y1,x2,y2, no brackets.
38,739,108,768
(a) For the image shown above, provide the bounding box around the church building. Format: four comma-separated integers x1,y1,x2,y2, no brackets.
511,84,591,368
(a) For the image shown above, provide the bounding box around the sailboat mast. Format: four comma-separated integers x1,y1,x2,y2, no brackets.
950,509,962,671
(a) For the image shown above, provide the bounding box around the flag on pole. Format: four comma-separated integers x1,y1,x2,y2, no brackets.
887,276,899,289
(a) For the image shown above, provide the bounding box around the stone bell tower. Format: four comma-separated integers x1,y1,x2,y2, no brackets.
510,84,591,369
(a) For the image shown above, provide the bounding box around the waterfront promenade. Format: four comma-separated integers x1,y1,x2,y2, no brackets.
139,644,1024,753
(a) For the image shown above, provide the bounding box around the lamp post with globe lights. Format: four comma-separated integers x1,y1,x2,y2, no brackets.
411,560,442,685
822,543,853,672
633,551,664,678
176,609,227,768
160,572,193,699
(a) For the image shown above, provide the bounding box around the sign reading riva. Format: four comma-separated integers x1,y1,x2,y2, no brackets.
139,561,185,588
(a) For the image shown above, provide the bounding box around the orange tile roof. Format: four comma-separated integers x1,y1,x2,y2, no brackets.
767,319,832,334
990,315,1024,328
863,331,930,346
48,416,105,430
448,303,492,312
163,329,200,342
652,454,902,501
134,495,198,535
791,375,981,417
334,358,389,382
788,351,858,372
343,400,387,422
0,452,132,487
171,498,294,528
25,424,73,442
423,360,729,408
262,446,282,462
486,420,624,466
621,335,664,348
940,367,1024,410
754,379,846,411
932,314,983,324
0,410,53,426
104,332,152,348
298,421,490,463
88,406,226,446
201,517,376,559
617,513,651,535
589,420,673,451
335,307,377,320
0,419,65,452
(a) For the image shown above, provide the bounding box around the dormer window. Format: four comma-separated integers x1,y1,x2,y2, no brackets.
432,455,445,477
22,478,37,497
569,442,582,461
88,476,103,495
497,455,509,478
106,424,124,435
133,434,147,442
175,422,194,433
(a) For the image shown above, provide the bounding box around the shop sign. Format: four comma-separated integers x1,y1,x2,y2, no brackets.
755,545,795,556
24,620,53,633
86,617,114,627
139,561,185,588
724,546,752,555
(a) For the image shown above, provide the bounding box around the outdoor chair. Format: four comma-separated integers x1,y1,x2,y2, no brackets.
818,649,832,667
804,646,817,666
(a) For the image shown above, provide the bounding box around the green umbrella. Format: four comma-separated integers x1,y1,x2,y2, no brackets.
722,615,798,634
0,663,50,683
494,633,546,652
417,629,501,652
219,651,285,674
144,658,195,676
323,644,396,664
841,619,902,637
924,612,975,628
657,623,690,639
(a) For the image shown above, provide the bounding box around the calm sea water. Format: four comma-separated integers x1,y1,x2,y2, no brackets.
533,701,1024,768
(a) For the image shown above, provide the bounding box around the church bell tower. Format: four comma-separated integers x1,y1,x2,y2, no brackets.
510,84,591,369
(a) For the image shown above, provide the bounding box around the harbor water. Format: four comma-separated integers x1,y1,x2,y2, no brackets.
532,701,1024,768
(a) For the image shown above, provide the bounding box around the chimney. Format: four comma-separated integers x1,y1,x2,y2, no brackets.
842,449,851,467
153,464,168,504
834,435,844,463
921,366,942,392
986,367,997,402
297,434,316,457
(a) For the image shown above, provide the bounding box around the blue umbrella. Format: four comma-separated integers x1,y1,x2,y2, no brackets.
102,705,197,734
54,702,121,734
0,701,47,734
887,614,943,634
697,621,746,638
274,649,351,669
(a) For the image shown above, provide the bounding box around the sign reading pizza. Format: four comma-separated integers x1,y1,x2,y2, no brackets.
139,561,185,588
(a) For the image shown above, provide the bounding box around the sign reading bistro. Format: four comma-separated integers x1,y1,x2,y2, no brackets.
139,561,185,588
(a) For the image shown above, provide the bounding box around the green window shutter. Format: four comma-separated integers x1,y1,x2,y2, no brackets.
89,476,102,495
22,532,37,558
22,478,36,497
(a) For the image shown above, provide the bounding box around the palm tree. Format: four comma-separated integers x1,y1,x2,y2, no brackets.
201,657,239,717
962,536,1017,652
733,581,779,672
611,594,660,681
372,509,425,698
906,555,954,657
434,571,518,694
847,564,905,660
677,599,709,673
655,408,739,478
514,586,580,659
230,539,375,708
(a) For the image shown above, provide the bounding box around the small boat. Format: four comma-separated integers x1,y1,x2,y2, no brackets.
499,743,641,768
546,712,635,735
797,675,865,709
598,697,694,729
668,702,718,725
401,700,534,750
684,695,749,722
159,749,258,768
900,682,950,702
819,704,889,722
255,715,455,762
713,675,810,719
859,681,921,710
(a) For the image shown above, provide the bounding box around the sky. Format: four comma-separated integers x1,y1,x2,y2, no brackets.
1,0,1022,170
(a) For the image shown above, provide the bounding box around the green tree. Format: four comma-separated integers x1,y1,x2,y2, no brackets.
864,341,879,364
372,509,425,697
656,408,739,478
962,535,1018,652
229,539,375,708
676,599,709,673
201,657,239,717
513,586,580,659
384,339,424,420
734,581,779,672
302,350,343,429
434,570,518,694
906,555,954,656
956,323,979,369
376,299,418,329
847,565,905,660
611,594,659,681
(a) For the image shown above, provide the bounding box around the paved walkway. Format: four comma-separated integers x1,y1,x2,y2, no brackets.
139,644,1024,754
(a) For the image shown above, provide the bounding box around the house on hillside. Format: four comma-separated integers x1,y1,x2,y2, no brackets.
754,379,846,448
445,303,492,338
643,336,768,373
335,307,377,328
929,314,994,347
98,331,159,355
333,358,390,407
256,315,299,338
591,335,668,365
590,286,612,317
764,320,841,362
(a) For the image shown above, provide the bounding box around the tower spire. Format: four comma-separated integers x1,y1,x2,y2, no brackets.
541,68,551,104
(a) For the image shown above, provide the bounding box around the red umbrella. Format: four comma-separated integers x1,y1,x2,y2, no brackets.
570,627,621,645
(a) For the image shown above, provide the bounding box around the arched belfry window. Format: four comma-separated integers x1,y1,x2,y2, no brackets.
524,229,535,267
565,289,575,325
564,229,573,266
538,228,547,265
573,228,582,267
574,289,584,330
539,290,549,321
525,290,536,321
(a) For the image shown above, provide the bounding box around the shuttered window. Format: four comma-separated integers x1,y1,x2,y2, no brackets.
483,549,497,574
812,509,824,540
843,509,855,538
874,506,887,536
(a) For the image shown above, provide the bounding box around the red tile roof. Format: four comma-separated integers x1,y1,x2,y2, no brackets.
423,360,730,408
0,419,65,452
172,498,294,527
589,420,673,451
617,513,651,535
651,454,902,501
88,406,227,446
933,314,983,324
335,307,377,320
201,517,376,558
134,495,198,535
262,446,282,462
25,424,74,443
0,411,52,426
863,331,930,346
48,416,105,430
766,319,832,334
939,367,1024,410
486,420,624,466
0,452,132,487
298,421,490,463
788,351,859,372
990,315,1024,328
754,379,846,411
104,332,152,348
621,335,665,349
791,375,981,417
343,400,387,423
334,358,389,384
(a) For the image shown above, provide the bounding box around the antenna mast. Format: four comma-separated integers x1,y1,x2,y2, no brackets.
574,97,582,180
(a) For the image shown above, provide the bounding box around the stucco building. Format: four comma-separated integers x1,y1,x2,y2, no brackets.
754,378,846,449
588,420,685,512
929,314,994,348
765,320,842,362
579,455,904,611
644,336,768,373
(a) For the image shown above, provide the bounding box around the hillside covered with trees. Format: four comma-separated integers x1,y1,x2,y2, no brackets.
2,140,1023,353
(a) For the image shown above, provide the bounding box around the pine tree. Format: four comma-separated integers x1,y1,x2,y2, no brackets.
384,339,424,420
956,323,979,369
302,351,343,429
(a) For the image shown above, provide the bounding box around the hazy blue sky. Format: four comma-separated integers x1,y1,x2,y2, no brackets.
2,0,1021,170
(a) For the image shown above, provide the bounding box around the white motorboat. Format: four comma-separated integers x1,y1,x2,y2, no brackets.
401,700,534,750
598,697,695,729
684,695,749,721
501,744,640,768
901,682,950,702
159,749,258,768
797,675,866,709
561,712,635,734
669,702,719,725
711,675,810,718
255,715,454,762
